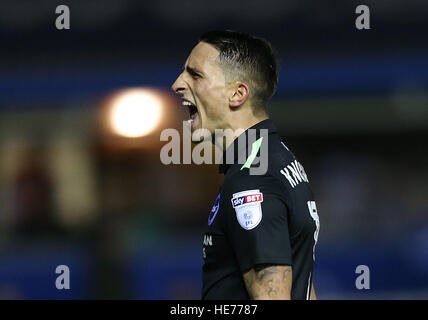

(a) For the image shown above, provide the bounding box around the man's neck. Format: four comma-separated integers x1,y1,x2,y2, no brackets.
216,113,269,152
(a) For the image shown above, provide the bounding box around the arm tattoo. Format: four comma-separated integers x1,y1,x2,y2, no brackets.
243,264,292,300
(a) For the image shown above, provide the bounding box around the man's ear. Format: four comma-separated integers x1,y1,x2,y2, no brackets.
229,82,250,108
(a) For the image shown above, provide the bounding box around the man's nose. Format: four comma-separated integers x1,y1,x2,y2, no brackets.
171,74,186,95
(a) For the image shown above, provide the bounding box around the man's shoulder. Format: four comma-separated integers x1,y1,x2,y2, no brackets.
222,167,285,196
267,137,298,166
222,139,310,194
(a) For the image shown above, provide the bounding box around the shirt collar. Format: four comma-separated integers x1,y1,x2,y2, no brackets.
218,119,277,174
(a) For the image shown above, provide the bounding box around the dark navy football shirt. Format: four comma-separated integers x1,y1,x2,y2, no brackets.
202,119,320,300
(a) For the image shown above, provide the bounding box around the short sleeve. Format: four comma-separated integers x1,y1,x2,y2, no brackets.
222,172,292,272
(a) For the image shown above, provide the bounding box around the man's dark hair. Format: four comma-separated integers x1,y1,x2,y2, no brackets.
200,30,278,112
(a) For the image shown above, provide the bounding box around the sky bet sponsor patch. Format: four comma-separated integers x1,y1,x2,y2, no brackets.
231,189,263,230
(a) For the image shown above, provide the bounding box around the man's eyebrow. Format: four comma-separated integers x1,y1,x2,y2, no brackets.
184,65,203,76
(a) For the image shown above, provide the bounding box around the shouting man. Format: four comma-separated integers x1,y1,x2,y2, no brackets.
171,30,320,300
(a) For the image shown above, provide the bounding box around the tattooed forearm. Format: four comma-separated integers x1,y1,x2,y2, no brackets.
243,264,292,300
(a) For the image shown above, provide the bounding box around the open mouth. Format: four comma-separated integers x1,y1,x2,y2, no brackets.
182,100,198,123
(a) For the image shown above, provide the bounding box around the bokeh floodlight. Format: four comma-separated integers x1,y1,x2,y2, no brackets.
110,89,162,138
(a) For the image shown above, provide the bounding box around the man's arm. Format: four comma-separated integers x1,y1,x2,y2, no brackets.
242,264,292,300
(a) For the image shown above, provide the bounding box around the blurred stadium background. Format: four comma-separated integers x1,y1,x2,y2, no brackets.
1,0,428,299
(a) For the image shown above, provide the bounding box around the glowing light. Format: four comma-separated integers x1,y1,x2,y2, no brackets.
110,89,161,138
